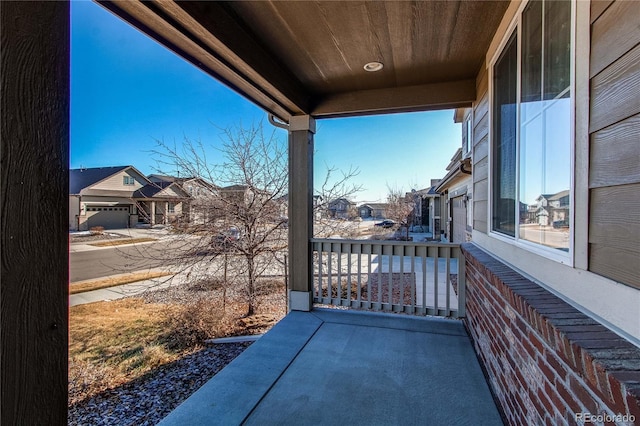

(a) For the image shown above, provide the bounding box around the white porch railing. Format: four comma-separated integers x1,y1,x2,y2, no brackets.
311,239,466,318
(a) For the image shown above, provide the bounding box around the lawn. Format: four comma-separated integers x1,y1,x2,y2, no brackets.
68,278,286,405
69,298,179,404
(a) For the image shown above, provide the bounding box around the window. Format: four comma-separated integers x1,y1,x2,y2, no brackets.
168,202,175,213
492,32,518,237
465,113,473,156
123,176,135,185
491,0,572,257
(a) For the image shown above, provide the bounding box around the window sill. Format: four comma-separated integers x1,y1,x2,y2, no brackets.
488,229,572,267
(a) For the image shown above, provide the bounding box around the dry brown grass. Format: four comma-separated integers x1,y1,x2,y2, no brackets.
69,298,175,404
70,271,175,294
89,237,157,247
69,278,287,404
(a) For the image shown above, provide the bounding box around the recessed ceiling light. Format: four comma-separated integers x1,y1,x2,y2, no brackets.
363,61,383,72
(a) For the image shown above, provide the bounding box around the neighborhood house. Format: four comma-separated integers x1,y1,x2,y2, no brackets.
69,166,189,231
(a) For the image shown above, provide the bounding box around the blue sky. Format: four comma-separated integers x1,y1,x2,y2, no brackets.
71,1,462,203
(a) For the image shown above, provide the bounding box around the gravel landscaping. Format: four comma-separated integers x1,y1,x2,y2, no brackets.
368,272,415,305
69,275,286,425
68,342,251,426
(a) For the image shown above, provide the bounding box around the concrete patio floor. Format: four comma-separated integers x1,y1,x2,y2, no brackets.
159,309,503,426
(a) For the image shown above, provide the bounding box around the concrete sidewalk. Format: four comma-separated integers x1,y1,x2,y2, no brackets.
373,254,459,310
69,271,187,306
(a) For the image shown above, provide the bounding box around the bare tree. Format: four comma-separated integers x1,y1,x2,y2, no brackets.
313,163,363,238
149,122,289,316
144,121,362,316
385,184,414,239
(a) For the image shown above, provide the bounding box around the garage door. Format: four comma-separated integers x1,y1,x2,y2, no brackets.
86,206,130,229
451,196,467,243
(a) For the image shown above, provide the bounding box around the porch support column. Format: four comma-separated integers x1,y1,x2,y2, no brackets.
2,2,69,423
163,201,168,224
288,115,315,311
150,201,156,225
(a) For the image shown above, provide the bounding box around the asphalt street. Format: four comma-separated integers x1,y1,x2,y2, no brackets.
70,220,381,283
70,240,179,282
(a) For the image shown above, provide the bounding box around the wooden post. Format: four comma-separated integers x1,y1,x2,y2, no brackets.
288,116,315,311
1,2,69,423
151,200,156,225
164,201,169,224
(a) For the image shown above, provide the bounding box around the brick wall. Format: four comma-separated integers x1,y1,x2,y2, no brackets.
461,243,640,425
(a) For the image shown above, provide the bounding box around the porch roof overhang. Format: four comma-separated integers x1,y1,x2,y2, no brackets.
97,0,509,120
79,189,137,198
133,182,191,199
133,196,189,202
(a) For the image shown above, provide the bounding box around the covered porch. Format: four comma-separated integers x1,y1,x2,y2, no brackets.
161,236,484,423
133,181,190,226
160,308,502,425
4,0,639,424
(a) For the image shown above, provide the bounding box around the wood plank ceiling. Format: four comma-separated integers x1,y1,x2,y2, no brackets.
99,0,509,121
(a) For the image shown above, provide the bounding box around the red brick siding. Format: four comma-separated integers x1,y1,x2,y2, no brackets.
461,243,640,425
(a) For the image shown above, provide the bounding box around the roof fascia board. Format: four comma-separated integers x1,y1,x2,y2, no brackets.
168,2,310,113
312,79,476,119
435,169,462,193
447,148,463,169
180,177,218,191
453,108,467,123
82,166,150,192
435,160,468,193
97,0,309,121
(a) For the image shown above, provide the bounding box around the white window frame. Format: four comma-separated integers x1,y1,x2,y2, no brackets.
123,176,135,186
464,110,473,159
487,0,576,266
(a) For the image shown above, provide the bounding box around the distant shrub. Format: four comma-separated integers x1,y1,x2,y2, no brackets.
89,226,105,235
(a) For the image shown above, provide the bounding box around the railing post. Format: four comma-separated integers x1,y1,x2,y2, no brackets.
288,115,315,311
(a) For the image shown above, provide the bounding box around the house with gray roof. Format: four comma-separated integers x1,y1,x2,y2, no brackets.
358,203,388,219
69,166,189,231
327,198,356,219
148,174,216,224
